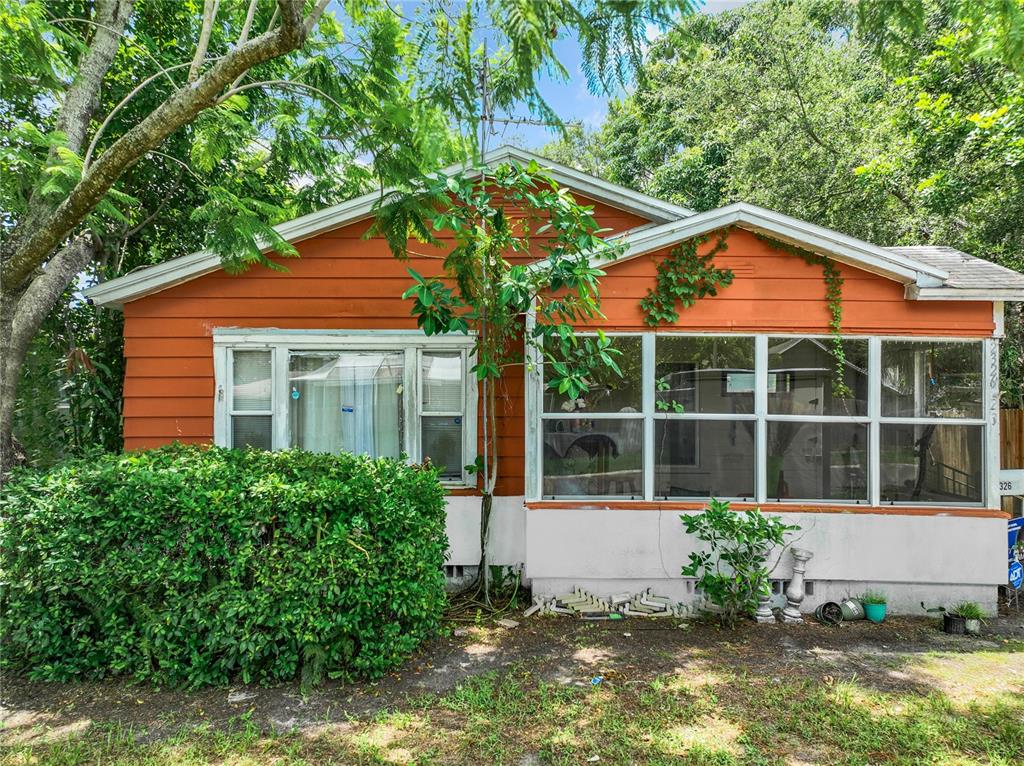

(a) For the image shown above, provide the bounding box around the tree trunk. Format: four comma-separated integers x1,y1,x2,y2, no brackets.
0,1,329,475
476,370,500,604
1,236,98,478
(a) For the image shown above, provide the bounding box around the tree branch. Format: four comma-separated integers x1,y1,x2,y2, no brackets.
227,0,262,90
83,61,201,171
189,0,221,82
2,0,321,290
48,14,179,91
216,78,346,111
54,0,136,156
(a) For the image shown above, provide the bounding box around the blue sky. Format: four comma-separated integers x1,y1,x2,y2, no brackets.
493,1,752,150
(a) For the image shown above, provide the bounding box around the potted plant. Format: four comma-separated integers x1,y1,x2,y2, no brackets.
861,591,887,623
945,601,985,635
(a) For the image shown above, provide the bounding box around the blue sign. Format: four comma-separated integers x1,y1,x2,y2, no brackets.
1010,561,1024,590
1010,517,1024,562
341,406,354,413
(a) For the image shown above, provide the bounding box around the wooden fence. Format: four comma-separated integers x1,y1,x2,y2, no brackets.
1003,409,1024,469
1002,409,1024,515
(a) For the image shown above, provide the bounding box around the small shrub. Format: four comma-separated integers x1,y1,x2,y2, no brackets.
949,601,985,620
0,445,448,688
860,590,887,605
680,498,799,627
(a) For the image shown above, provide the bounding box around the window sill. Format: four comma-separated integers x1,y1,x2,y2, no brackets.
523,499,1007,518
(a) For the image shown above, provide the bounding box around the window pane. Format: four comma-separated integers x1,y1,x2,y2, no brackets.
880,424,983,503
289,352,403,458
542,418,643,497
232,350,272,411
422,352,463,413
766,422,868,501
544,336,642,413
881,341,982,419
232,415,271,450
655,420,755,499
656,336,755,415
768,337,868,416
422,416,463,480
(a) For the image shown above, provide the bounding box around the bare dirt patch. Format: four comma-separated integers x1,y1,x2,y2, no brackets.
3,613,1023,747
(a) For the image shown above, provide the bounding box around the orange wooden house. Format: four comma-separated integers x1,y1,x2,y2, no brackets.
86,147,1024,614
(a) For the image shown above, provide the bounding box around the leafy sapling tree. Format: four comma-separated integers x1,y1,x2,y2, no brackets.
376,160,625,603
1,0,692,474
681,498,800,627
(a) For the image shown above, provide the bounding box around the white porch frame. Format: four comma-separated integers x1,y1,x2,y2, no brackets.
525,330,1000,509
212,329,478,487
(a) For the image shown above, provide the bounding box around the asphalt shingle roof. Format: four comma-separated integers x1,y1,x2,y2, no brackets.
885,245,1024,291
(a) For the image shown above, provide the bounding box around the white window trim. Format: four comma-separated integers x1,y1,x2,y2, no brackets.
527,331,995,507
213,329,477,487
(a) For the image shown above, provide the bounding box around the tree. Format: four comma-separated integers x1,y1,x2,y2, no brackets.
0,0,340,473
544,0,1024,405
375,159,627,603
0,0,696,474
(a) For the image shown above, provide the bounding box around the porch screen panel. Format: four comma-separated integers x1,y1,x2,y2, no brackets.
879,340,984,504
655,419,755,500
654,336,757,500
881,341,982,419
542,418,643,497
764,337,870,502
289,351,403,458
542,336,643,498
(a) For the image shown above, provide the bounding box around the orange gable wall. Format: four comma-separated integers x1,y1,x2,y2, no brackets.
582,228,995,334
121,220,994,497
121,198,647,496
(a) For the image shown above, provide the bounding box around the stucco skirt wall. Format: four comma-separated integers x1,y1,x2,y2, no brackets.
444,495,527,568
524,508,1006,615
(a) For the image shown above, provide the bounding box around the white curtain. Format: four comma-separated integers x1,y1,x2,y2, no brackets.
290,352,402,458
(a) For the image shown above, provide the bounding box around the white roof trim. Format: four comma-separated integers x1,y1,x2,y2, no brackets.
586,202,949,286
907,285,1024,301
85,146,693,308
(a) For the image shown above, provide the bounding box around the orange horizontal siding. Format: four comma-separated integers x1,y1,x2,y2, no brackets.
123,377,213,397
578,229,994,336
118,205,992,500
123,397,212,418
126,357,212,377
124,416,212,438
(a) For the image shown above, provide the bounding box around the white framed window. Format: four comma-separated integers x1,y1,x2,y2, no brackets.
531,331,991,507
878,339,985,504
214,330,476,485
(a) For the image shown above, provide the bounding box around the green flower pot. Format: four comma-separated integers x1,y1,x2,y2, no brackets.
863,602,887,623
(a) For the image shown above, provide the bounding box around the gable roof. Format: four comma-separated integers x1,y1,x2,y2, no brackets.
84,146,693,309
85,151,1024,308
594,202,1024,301
886,245,1024,300
594,202,948,286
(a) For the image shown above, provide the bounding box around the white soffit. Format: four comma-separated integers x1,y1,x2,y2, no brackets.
84,146,694,309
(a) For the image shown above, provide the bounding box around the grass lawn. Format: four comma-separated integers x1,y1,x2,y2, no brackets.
3,618,1024,765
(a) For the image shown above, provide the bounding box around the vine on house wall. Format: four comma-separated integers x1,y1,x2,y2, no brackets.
753,233,852,398
640,229,734,326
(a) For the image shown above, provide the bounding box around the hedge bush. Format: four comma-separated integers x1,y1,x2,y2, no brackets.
0,444,448,688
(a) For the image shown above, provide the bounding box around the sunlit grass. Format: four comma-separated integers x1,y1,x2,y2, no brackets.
4,649,1024,765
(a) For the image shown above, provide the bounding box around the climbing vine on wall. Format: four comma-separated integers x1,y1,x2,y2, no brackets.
640,230,734,326
753,233,852,398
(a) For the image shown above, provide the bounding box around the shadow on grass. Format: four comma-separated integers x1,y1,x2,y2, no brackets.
4,663,1023,766
4,617,1024,765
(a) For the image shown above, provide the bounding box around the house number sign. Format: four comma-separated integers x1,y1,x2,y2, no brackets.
999,469,1024,496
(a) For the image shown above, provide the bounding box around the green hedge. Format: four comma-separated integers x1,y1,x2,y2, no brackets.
0,445,448,687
